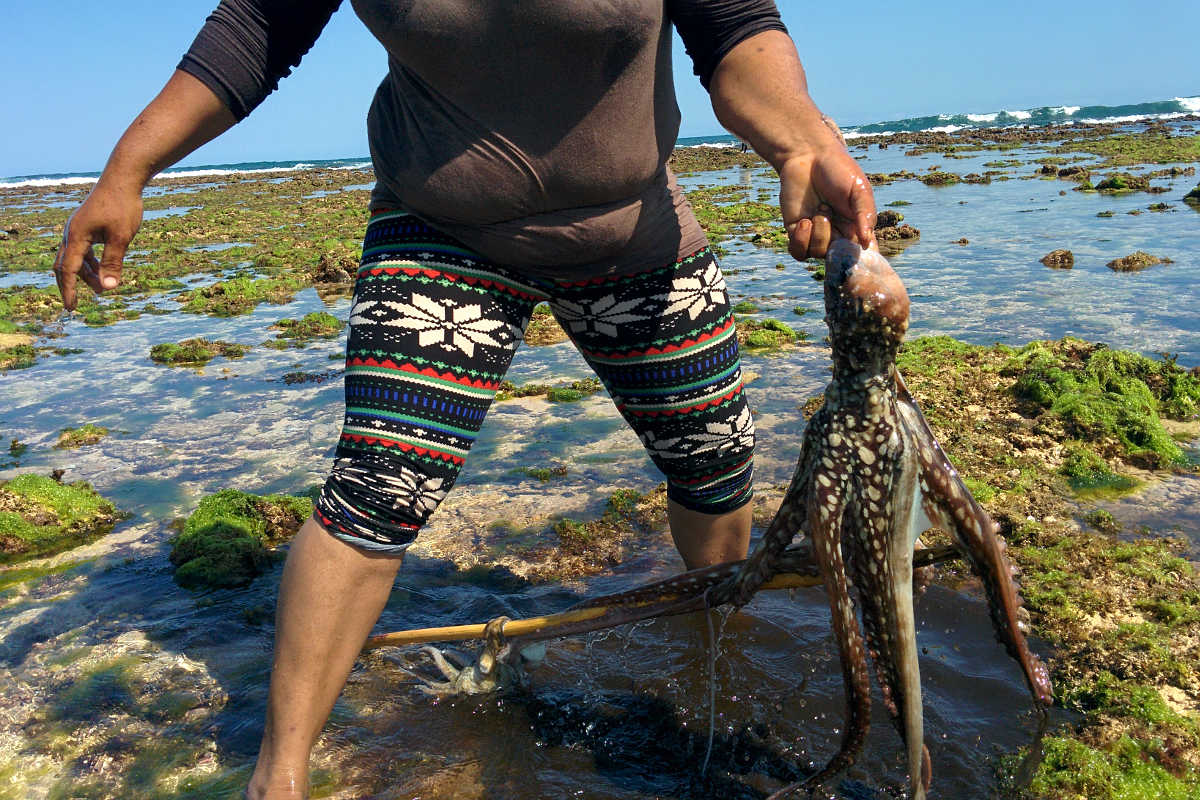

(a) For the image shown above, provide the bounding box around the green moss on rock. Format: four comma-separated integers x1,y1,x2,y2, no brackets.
0,474,119,562
269,311,344,347
176,275,309,316
169,489,313,589
737,318,805,352
1005,339,1200,468
150,338,248,366
55,423,109,449
494,377,603,402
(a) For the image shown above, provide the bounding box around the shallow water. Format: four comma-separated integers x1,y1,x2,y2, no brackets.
1,136,1197,797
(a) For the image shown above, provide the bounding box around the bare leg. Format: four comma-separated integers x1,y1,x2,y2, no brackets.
667,499,752,570
247,517,405,800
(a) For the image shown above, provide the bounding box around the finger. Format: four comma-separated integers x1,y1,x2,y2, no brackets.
788,218,813,263
54,222,92,312
809,207,833,258
80,248,104,295
97,239,128,291
849,173,877,247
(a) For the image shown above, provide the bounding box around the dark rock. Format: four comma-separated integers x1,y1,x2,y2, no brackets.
875,223,920,256
875,210,905,228
1040,249,1074,269
1106,251,1172,272
312,250,356,284
954,237,969,245
1056,165,1090,180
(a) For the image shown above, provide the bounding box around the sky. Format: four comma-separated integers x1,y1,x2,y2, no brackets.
1,0,1196,177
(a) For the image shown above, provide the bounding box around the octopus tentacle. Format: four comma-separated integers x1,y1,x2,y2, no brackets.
847,447,931,800
798,449,875,795
715,417,822,608
892,368,1054,706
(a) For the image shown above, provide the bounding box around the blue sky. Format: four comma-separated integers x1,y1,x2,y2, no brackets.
1,0,1196,177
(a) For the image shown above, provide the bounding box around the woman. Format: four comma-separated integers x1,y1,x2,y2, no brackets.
54,1,876,796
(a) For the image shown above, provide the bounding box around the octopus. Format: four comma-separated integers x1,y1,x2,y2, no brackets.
388,240,1053,798
711,239,1054,798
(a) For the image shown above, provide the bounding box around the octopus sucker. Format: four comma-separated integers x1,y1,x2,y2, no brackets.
715,239,1051,798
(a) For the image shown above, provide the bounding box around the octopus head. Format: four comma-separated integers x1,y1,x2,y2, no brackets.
824,240,910,374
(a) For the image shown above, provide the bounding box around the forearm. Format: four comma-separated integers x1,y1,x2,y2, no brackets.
708,30,843,170
97,69,237,193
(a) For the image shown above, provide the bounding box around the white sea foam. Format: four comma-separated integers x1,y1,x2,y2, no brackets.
929,125,967,134
1081,112,1190,125
967,113,999,123
0,160,372,190
1176,96,1200,113
843,130,897,139
1004,110,1033,120
0,176,98,189
1051,106,1081,116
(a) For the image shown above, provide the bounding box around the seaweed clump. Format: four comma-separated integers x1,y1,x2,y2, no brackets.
149,338,247,366
169,489,313,589
0,473,120,563
176,275,309,316
1004,338,1200,471
0,320,36,371
55,423,109,449
735,318,806,352
267,311,344,347
495,377,603,403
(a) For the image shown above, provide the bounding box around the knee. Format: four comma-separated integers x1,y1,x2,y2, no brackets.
314,456,451,555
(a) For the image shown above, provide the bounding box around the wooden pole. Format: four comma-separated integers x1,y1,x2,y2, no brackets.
363,546,957,651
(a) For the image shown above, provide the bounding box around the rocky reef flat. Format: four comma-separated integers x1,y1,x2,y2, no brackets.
0,118,1198,797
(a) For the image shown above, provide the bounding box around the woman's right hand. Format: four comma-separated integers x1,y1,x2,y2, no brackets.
54,180,144,311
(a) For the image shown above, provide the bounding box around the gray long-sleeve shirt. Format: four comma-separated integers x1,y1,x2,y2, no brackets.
180,0,785,277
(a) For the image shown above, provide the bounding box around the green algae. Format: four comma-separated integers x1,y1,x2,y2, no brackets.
524,303,568,346
169,488,313,589
0,340,35,371
1094,172,1152,194
1084,508,1120,533
520,465,569,482
0,559,81,595
731,300,761,314
1060,444,1141,495
736,317,806,352
494,377,603,403
177,274,310,316
1051,132,1200,168
1004,339,1200,469
268,310,344,347
1021,734,1196,800
55,423,109,449
149,337,248,366
919,171,961,186
0,474,119,563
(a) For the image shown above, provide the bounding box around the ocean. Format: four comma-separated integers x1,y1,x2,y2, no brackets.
3,94,1198,188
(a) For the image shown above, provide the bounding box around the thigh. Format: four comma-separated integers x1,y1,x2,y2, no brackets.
547,247,755,512
316,212,550,551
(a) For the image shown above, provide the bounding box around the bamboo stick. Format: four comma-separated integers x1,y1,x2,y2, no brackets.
363,545,958,651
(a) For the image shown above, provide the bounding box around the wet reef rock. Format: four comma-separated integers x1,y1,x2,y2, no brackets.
1040,249,1075,269
1106,251,1173,272
873,210,921,256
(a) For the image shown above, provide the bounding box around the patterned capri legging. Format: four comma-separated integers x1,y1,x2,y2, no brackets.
315,210,756,553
